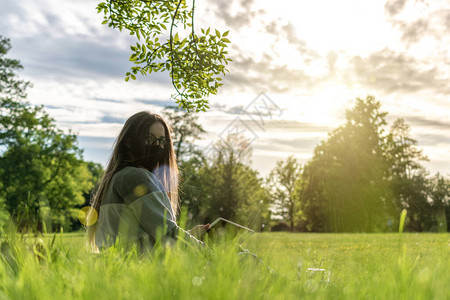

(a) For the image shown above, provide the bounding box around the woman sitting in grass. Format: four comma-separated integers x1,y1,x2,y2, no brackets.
86,111,209,253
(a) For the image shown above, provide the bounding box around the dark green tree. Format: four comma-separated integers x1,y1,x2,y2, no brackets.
300,96,394,232
176,155,205,226
161,105,205,161
300,96,440,232
201,133,252,221
298,153,325,232
385,118,431,231
0,36,94,231
160,105,206,223
428,173,450,232
193,133,270,230
97,0,231,112
234,166,271,231
70,161,105,231
267,155,302,231
386,119,427,180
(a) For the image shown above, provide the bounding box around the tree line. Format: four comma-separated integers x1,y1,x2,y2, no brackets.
267,97,449,232
1,35,448,233
175,97,449,233
0,36,103,232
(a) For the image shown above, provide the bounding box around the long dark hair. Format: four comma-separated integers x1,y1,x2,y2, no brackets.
86,111,179,251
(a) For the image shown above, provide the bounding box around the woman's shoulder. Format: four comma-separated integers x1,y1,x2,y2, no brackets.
113,166,166,201
114,166,153,181
114,166,162,188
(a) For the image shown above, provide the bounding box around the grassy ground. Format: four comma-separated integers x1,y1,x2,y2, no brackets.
0,230,448,299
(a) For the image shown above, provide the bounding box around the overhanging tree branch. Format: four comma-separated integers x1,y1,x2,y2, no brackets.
97,0,232,112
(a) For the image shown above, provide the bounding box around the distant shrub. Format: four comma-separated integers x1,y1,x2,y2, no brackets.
270,221,290,232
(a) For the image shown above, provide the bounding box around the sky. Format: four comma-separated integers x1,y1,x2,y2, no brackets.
1,0,449,178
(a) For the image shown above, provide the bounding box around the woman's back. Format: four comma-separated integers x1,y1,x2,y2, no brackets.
95,166,181,252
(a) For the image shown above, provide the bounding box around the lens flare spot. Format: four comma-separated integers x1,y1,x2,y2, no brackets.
192,276,203,286
78,206,98,226
133,184,148,197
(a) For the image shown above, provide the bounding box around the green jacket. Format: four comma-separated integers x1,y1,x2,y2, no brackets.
95,166,203,252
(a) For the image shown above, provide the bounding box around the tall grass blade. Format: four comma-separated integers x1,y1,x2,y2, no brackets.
399,209,407,234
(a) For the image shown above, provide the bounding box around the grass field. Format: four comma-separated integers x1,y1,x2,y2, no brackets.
0,230,449,299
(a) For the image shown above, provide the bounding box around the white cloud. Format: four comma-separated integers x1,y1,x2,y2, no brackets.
1,0,449,177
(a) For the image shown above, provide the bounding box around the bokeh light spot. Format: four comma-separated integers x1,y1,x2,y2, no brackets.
78,206,98,226
133,184,148,197
192,276,203,286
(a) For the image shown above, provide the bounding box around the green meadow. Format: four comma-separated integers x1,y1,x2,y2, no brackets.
1,231,448,300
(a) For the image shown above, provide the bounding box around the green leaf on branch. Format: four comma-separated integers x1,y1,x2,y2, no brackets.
97,0,231,112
